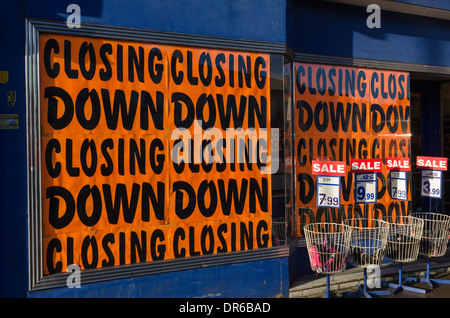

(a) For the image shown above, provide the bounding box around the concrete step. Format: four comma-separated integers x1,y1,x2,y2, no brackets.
289,257,450,298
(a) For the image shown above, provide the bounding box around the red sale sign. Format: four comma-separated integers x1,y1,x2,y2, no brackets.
311,160,346,176
416,156,448,171
350,159,382,173
386,157,411,171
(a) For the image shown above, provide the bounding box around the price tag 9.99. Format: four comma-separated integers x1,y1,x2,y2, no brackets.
316,176,341,208
355,173,377,204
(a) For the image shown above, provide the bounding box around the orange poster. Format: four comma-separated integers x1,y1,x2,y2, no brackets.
294,63,411,236
40,33,272,275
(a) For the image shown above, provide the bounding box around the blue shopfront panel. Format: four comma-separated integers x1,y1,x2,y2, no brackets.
27,257,289,298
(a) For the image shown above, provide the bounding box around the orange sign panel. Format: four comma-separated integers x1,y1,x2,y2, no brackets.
40,33,272,275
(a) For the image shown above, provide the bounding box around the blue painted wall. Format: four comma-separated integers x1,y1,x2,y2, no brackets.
0,0,28,298
24,0,286,43
288,0,450,68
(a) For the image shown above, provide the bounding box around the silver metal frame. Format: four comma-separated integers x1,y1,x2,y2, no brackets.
26,19,44,292
294,52,450,80
25,18,290,291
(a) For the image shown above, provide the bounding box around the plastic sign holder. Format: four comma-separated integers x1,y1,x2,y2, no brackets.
351,159,382,204
417,156,447,199
383,158,428,295
312,160,346,209
311,160,346,297
386,157,410,201
403,156,450,291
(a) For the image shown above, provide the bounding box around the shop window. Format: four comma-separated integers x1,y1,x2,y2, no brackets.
410,80,447,214
292,62,411,237
28,23,290,289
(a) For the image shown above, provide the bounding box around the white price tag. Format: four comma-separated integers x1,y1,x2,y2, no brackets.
355,173,377,203
421,170,442,198
316,176,341,208
390,171,408,201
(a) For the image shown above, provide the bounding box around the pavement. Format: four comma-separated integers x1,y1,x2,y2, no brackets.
289,249,450,298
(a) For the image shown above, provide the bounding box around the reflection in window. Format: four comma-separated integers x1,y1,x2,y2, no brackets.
442,82,450,213
270,54,288,246
410,90,422,212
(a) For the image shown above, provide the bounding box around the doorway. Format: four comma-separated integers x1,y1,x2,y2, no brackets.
410,80,450,214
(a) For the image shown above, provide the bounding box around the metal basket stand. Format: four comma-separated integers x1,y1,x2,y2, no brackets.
304,222,352,298
341,218,391,298
403,212,450,289
381,215,426,295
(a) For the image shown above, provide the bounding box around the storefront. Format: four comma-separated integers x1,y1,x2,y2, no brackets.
0,0,449,298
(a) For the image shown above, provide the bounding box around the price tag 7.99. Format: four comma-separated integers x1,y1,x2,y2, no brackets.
390,171,408,201
316,176,341,208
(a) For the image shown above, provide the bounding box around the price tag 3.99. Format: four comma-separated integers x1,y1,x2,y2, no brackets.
421,170,442,198
316,176,341,208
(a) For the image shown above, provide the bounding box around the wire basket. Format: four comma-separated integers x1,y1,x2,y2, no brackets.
383,215,424,263
304,222,352,274
412,212,450,258
343,218,389,268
